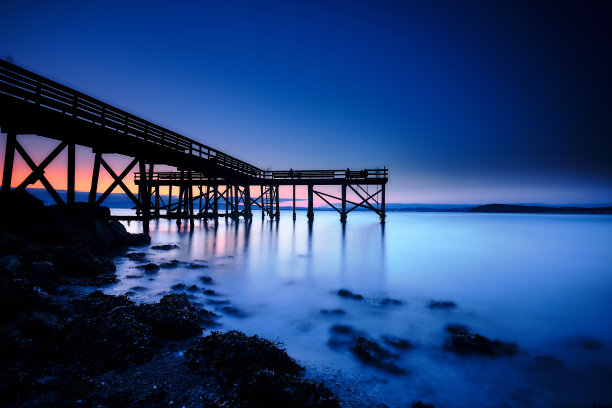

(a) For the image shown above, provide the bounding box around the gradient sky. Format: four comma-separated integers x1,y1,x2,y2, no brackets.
1,1,611,204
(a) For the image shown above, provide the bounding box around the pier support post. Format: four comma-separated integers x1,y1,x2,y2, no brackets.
2,132,16,191
168,184,173,216
213,183,219,220
380,183,386,223
340,183,347,223
89,152,101,203
139,159,150,234
261,185,265,219
188,171,194,228
292,184,296,221
275,185,280,220
67,143,75,204
244,185,252,219
307,184,314,222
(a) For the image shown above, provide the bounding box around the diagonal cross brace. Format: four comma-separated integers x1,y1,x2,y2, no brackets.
14,141,65,204
96,157,140,206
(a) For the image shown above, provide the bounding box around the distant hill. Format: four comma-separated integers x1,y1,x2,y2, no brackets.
469,204,612,214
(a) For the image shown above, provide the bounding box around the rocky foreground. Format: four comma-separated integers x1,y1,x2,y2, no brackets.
0,191,339,407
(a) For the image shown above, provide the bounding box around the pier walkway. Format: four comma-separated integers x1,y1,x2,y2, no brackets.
0,60,387,231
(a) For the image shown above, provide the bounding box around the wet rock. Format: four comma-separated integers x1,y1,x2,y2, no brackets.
160,259,182,268
65,291,156,374
187,284,199,292
0,279,49,321
377,297,403,305
208,299,231,305
444,325,518,356
16,311,60,342
171,283,186,290
108,220,150,246
534,355,564,367
136,263,161,273
412,402,435,408
350,336,405,374
320,309,346,315
330,324,354,335
124,252,147,261
188,263,208,269
139,293,202,339
125,274,143,279
130,286,147,291
197,308,220,327
199,275,213,284
203,289,219,296
337,289,363,300
382,336,415,350
220,306,247,317
235,369,340,408
186,330,303,384
51,245,116,278
327,324,368,349
0,254,22,278
151,244,179,250
428,300,457,309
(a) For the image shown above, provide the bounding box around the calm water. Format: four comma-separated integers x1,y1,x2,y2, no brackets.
108,211,612,407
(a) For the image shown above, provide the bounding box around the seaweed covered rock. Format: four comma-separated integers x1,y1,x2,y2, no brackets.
428,300,456,309
186,330,303,384
65,291,157,373
444,325,518,356
138,293,203,339
235,369,340,408
337,289,363,300
51,245,116,278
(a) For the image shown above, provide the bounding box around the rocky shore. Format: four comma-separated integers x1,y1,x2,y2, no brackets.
0,191,339,407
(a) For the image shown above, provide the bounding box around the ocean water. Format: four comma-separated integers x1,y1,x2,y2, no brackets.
107,211,612,407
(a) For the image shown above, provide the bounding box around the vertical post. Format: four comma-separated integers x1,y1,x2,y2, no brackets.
244,185,252,219
213,183,219,220
168,184,173,216
198,185,203,217
204,185,211,219
232,184,240,219
380,183,386,223
188,171,194,228
292,184,296,220
177,170,184,224
139,159,150,234
225,185,229,217
307,184,314,222
2,132,17,192
67,143,75,204
155,185,160,216
261,185,265,219
340,183,347,223
269,185,274,219
275,185,280,220
89,152,101,203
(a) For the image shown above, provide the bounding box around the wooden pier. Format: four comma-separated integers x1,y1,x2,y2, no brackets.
0,60,387,231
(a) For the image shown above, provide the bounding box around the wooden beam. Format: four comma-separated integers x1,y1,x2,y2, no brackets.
89,152,101,203
14,141,64,205
67,143,75,204
96,157,139,206
2,132,17,191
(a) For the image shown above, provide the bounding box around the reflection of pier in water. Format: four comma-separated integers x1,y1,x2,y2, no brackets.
0,60,388,232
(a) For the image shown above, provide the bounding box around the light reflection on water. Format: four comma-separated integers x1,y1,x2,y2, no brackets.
108,211,612,407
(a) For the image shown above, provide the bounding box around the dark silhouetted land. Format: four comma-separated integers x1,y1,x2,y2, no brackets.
469,204,612,214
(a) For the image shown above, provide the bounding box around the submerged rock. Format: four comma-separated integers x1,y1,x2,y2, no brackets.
337,289,363,300
151,244,179,250
160,259,182,268
320,308,346,315
124,252,147,261
444,325,518,356
350,337,405,374
382,336,415,350
376,297,403,305
220,305,247,317
203,289,219,296
412,402,435,408
428,300,457,309
171,283,186,290
199,275,214,284
136,263,161,273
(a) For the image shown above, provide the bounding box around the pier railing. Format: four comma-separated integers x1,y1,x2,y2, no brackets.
0,60,262,178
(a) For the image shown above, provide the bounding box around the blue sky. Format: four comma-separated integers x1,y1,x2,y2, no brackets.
1,1,611,204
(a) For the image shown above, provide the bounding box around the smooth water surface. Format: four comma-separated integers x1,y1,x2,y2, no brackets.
108,211,612,407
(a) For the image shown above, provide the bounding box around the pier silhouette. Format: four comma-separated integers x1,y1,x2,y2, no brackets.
0,60,387,232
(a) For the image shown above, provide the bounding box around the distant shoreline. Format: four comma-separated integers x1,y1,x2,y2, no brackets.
468,204,612,214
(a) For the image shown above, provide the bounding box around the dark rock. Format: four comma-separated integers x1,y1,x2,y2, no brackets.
186,330,303,384
445,324,468,335
199,275,213,284
136,263,161,273
412,402,435,408
138,293,202,339
124,252,147,261
220,306,247,317
0,279,49,322
350,336,405,374
320,309,346,315
109,220,150,246
208,299,231,305
0,254,22,278
428,300,457,309
130,286,147,291
160,259,182,268
151,244,179,250
171,283,186,290
444,325,518,356
65,291,157,374
16,311,60,342
125,274,143,279
197,308,220,326
382,336,415,350
377,297,403,305
51,245,116,278
337,289,363,300
188,263,208,269
187,284,199,292
330,324,354,335
534,355,564,367
203,289,219,296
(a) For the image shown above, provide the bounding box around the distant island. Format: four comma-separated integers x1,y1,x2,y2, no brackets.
469,204,612,214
